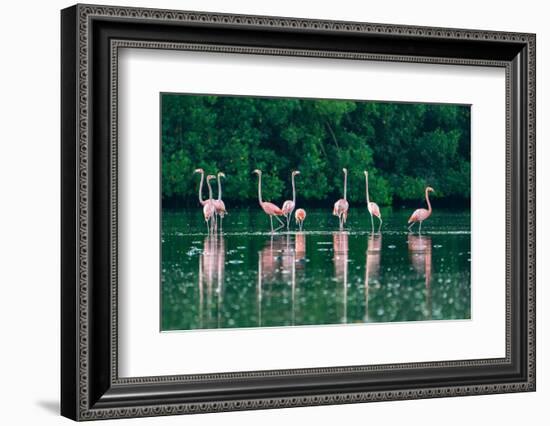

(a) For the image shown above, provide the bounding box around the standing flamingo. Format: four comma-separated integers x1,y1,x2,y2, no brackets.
203,175,216,233
252,169,285,233
193,168,214,208
407,186,435,234
282,170,300,231
364,171,382,233
194,168,207,205
213,172,227,231
333,168,349,231
295,208,306,231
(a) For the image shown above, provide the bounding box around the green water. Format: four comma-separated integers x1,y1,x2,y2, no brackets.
161,208,471,331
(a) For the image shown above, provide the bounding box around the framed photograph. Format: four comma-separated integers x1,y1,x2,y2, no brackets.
61,4,536,421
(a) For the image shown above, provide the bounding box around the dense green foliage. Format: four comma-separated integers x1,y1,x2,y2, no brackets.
162,94,470,207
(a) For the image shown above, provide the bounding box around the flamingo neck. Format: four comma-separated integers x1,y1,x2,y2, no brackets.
343,172,347,201
291,174,296,204
217,175,222,201
257,174,263,204
365,174,370,204
198,172,205,204
206,179,213,201
425,189,432,213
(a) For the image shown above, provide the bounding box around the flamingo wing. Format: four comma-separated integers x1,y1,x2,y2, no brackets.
281,200,295,215
203,203,215,220
369,202,381,218
339,199,349,214
261,202,284,216
408,208,430,223
333,199,349,219
408,209,419,224
214,200,226,215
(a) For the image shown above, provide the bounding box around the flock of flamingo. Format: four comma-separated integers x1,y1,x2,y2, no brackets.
193,168,435,234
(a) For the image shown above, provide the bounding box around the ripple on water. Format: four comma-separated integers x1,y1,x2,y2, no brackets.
186,247,201,256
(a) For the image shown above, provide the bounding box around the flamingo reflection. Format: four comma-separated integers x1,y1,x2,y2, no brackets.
295,232,306,264
333,232,349,323
257,236,288,327
257,234,304,327
364,234,382,321
407,234,432,319
198,235,225,328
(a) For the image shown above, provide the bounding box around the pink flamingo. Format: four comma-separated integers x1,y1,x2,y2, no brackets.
193,168,215,208
407,186,435,234
203,175,216,233
252,169,285,233
333,168,349,231
194,168,207,205
295,208,306,231
213,172,227,231
364,171,382,233
282,170,300,231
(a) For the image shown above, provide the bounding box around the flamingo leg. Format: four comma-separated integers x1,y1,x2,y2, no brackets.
274,215,285,232
419,221,422,235
270,215,274,233
378,217,383,233
370,214,375,234
206,218,210,234
408,222,415,232
219,216,223,233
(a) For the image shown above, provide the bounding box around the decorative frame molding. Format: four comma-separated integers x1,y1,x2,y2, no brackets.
61,3,535,421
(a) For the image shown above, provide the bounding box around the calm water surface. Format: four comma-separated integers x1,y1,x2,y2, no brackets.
161,208,471,331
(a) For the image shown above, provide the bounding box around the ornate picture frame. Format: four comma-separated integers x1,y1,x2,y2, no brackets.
61,3,535,421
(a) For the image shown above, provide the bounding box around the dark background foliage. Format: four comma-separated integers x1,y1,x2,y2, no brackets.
161,93,470,207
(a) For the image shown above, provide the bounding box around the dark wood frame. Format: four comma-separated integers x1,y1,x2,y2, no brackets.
61,3,536,421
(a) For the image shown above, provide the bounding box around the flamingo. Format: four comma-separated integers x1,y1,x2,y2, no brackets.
252,169,285,233
282,170,300,231
193,168,215,208
194,168,207,205
213,172,227,231
364,171,382,233
407,186,435,234
295,208,306,231
203,175,216,233
333,168,349,231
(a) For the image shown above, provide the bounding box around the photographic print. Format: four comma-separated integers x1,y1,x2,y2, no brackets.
161,93,471,332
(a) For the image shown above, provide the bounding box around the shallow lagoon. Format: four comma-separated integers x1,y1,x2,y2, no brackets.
161,208,470,331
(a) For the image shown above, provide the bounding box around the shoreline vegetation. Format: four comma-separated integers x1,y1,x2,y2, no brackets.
162,94,471,208
162,197,469,210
